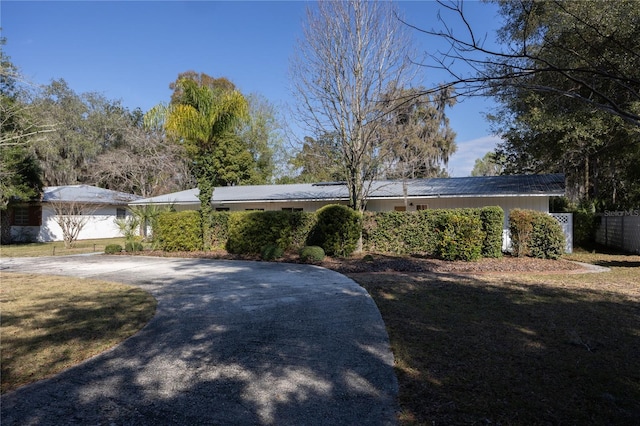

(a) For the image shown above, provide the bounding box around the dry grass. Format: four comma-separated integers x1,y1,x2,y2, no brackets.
0,237,127,258
350,252,640,425
0,273,156,393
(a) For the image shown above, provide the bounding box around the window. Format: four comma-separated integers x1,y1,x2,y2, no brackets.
116,208,126,219
281,207,303,212
394,206,406,212
11,206,42,226
244,208,265,211
416,204,429,211
215,207,230,212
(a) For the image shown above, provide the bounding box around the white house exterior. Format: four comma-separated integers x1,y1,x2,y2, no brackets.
131,174,568,251
8,185,141,243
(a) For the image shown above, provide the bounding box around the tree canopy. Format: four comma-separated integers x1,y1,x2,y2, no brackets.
411,0,640,208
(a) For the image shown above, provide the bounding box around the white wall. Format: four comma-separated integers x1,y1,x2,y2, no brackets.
11,205,129,242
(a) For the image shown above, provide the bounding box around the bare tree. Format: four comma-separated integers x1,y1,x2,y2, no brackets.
403,0,640,127
49,200,102,248
291,0,419,212
91,126,193,197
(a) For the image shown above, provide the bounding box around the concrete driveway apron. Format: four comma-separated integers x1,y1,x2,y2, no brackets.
0,255,398,425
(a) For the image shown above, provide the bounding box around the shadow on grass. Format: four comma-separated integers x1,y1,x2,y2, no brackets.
1,287,156,393
355,271,640,425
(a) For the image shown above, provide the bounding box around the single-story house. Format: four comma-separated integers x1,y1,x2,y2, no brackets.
130,174,571,251
6,185,142,243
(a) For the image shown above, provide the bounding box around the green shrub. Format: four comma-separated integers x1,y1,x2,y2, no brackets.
155,211,203,252
509,209,535,257
125,241,144,252
573,207,597,247
307,204,362,257
261,244,284,260
480,206,504,258
104,244,123,254
509,209,565,259
226,211,316,255
299,245,325,262
363,211,437,254
529,214,565,259
436,212,484,261
209,211,230,249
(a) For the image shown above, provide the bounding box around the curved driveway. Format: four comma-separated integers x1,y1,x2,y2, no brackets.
1,255,398,425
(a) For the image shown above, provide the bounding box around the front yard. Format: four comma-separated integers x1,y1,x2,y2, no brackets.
350,252,640,424
1,241,638,423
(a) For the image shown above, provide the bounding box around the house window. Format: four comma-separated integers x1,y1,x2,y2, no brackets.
11,206,42,226
215,207,230,212
394,206,406,212
116,208,126,219
245,208,265,211
281,207,303,212
416,204,429,211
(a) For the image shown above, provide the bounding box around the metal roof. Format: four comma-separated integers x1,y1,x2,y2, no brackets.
131,174,565,206
43,185,142,205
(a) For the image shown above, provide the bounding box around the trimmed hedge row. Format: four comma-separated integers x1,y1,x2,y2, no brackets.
156,210,203,252
363,206,504,259
153,205,505,261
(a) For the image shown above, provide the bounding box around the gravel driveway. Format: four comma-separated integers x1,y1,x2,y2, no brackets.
0,255,398,425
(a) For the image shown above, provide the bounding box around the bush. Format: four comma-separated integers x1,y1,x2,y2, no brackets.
261,244,284,260
363,211,437,254
307,204,362,257
125,241,144,252
509,209,565,259
436,212,484,261
573,207,597,247
299,245,325,262
155,211,202,252
509,209,535,257
226,211,316,255
104,244,123,254
530,214,565,259
209,212,230,249
480,206,504,258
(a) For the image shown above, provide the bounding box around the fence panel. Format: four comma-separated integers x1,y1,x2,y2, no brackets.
596,213,640,254
550,213,573,254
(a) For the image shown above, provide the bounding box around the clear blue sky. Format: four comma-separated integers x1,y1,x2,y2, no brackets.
2,0,503,177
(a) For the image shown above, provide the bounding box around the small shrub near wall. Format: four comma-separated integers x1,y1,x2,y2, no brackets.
529,213,565,259
156,211,203,252
509,209,565,259
307,204,362,257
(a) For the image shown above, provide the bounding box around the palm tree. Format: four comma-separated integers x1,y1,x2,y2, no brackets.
145,77,248,249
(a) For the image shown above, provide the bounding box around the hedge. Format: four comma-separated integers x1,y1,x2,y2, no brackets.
509,209,565,259
153,206,504,260
306,204,362,257
226,211,316,255
363,207,503,258
435,212,485,261
156,210,203,252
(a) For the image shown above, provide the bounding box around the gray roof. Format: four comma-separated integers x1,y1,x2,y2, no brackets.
131,174,565,206
43,185,142,205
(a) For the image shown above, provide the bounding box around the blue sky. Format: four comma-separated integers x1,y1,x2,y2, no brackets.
2,0,504,177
